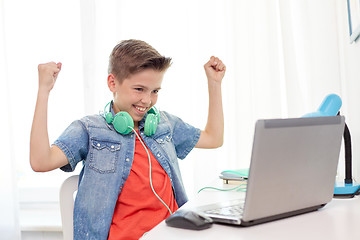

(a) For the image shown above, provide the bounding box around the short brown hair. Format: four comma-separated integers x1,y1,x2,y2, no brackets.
108,39,172,82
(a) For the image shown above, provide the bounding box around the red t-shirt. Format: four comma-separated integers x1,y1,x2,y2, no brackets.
108,132,178,240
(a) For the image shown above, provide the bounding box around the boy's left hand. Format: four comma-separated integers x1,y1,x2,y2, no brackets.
204,56,226,83
196,56,226,149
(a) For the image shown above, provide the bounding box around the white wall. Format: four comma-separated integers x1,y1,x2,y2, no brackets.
336,0,360,182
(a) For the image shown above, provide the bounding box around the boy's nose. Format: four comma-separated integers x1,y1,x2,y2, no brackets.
141,94,151,105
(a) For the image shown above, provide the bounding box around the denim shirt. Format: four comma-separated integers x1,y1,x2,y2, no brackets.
53,110,201,240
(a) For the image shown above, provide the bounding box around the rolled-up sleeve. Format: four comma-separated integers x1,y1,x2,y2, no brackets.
163,112,201,160
53,120,89,172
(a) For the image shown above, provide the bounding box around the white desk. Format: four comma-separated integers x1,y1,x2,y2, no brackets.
142,180,360,240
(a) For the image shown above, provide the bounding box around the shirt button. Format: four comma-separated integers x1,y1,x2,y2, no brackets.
97,143,100,147
126,158,130,162
111,145,114,149
157,154,161,157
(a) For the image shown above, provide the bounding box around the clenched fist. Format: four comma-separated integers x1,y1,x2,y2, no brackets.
38,62,62,93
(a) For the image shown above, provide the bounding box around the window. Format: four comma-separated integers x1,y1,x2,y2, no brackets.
4,0,85,203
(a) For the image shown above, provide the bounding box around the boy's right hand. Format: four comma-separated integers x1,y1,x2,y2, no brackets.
31,61,69,172
38,62,62,92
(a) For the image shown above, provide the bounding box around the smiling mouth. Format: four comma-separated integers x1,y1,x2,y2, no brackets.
134,105,147,112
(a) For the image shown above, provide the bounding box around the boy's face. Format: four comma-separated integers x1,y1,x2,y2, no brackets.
108,69,164,129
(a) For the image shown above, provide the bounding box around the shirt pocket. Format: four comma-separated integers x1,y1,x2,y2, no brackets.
89,139,121,173
153,131,177,161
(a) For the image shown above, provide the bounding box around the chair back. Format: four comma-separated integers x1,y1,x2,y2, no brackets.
59,175,79,240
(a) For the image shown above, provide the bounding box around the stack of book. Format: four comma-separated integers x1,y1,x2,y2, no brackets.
220,168,249,184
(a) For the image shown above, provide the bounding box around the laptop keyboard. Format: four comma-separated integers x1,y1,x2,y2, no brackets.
204,204,244,217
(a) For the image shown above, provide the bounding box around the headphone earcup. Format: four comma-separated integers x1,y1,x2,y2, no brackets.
113,112,134,135
147,107,160,123
105,112,114,124
144,114,158,136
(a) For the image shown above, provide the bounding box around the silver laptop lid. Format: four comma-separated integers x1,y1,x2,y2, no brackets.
243,116,345,222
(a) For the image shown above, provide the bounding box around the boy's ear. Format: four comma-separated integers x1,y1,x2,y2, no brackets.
107,74,117,93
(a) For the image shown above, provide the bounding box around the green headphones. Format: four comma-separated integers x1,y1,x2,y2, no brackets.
104,101,159,136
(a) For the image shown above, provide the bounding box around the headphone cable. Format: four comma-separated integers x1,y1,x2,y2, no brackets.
130,127,173,215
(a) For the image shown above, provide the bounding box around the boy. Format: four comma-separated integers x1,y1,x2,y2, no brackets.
30,39,225,239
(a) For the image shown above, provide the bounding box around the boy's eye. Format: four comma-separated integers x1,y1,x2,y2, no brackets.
135,88,143,92
153,90,159,94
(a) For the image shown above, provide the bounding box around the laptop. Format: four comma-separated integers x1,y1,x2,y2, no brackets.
197,116,345,226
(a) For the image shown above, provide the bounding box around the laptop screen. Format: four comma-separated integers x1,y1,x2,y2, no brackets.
243,116,345,222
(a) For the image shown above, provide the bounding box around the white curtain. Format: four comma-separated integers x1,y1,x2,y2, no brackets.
0,0,357,237
0,0,20,238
